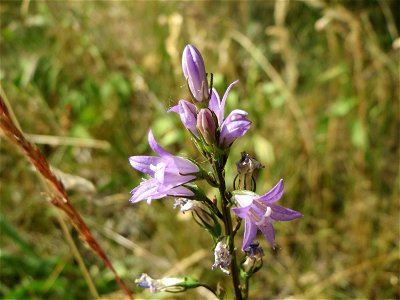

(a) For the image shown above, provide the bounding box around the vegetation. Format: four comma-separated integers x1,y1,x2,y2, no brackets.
1,0,398,299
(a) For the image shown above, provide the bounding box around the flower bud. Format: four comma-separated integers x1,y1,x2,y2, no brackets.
197,108,217,145
242,242,264,274
182,44,209,102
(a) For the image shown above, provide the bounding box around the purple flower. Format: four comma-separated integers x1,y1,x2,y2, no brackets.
170,80,251,148
208,81,251,148
219,109,251,148
168,100,198,136
232,179,302,250
182,44,209,102
129,130,199,204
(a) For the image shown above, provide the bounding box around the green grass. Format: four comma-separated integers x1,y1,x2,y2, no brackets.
1,0,399,299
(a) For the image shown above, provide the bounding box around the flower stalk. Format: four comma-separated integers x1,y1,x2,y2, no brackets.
214,159,243,300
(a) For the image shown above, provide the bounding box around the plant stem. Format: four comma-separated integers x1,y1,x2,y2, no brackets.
243,276,250,299
214,160,243,300
56,211,100,299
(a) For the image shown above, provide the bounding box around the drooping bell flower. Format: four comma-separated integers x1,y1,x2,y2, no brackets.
129,130,199,204
182,44,209,102
232,179,302,250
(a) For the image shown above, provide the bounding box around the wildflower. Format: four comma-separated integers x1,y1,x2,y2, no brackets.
135,273,192,293
208,82,251,148
218,109,251,148
242,242,264,274
129,130,199,204
169,80,251,148
167,100,198,136
182,44,209,101
197,108,217,145
212,240,231,275
232,179,302,250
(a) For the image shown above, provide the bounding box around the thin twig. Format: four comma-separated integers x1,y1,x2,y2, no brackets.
56,211,100,299
25,134,110,150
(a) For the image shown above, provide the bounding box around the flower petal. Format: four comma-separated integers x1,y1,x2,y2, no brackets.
208,80,239,126
234,194,255,208
208,88,222,124
170,156,199,174
269,204,303,221
258,222,275,247
129,156,162,176
242,217,258,250
232,205,251,219
157,173,196,193
168,100,198,136
166,185,194,197
255,179,284,203
220,80,239,121
219,109,251,148
130,179,165,204
148,130,172,158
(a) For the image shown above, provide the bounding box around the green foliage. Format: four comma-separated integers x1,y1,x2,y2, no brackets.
1,0,398,299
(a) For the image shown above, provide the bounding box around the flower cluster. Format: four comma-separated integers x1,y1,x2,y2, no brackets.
128,44,302,297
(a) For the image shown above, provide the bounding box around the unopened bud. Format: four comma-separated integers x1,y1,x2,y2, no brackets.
197,109,217,145
182,44,209,102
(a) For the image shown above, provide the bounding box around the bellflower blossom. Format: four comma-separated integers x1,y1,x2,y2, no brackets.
208,82,251,148
232,179,302,250
129,130,199,204
169,80,251,148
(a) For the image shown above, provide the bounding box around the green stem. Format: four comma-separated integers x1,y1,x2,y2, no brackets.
198,283,219,298
243,276,250,299
214,160,243,300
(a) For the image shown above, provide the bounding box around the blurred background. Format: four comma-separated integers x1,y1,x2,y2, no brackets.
1,0,399,299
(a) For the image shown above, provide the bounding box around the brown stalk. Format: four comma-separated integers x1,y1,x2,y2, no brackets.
0,97,133,300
